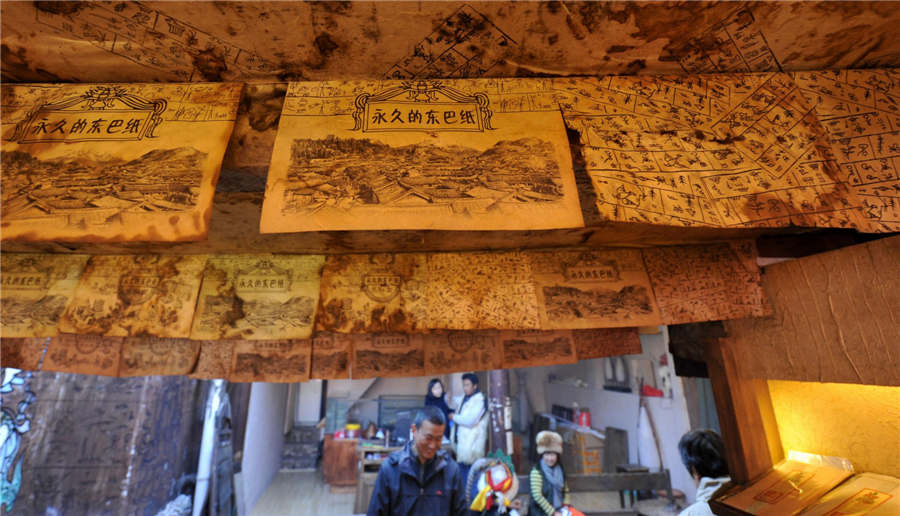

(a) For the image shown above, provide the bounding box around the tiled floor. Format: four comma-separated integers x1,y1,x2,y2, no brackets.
250,470,356,516
250,469,636,516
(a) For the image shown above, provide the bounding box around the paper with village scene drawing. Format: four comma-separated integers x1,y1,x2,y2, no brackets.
310,333,353,379
557,73,868,229
189,340,234,380
792,69,900,232
1,253,89,337
190,255,324,340
260,79,583,232
0,83,241,242
316,253,429,333
352,333,425,379
572,328,642,361
501,330,577,369
423,331,502,375
528,249,662,329
41,334,122,376
0,338,48,371
58,255,206,338
118,337,200,377
230,340,311,383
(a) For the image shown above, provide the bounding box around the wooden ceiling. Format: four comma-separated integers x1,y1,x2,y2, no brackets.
3,2,900,83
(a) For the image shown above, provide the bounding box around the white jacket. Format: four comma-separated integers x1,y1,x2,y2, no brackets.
452,391,488,465
678,476,731,516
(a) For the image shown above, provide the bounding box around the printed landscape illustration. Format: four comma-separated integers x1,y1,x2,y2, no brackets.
355,349,423,375
197,294,316,332
312,350,349,376
1,295,69,328
503,336,572,363
234,353,308,377
543,285,655,320
1,147,207,221
283,136,564,211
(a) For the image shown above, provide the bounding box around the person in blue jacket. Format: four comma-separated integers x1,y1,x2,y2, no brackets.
367,405,467,516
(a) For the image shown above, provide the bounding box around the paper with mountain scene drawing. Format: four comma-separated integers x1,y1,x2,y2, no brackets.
1,253,89,337
310,333,352,380
190,254,324,340
527,249,662,329
42,334,122,376
230,339,311,383
500,330,577,369
572,328,642,360
351,333,425,379
316,253,429,333
118,337,200,376
1,83,241,242
58,255,206,338
189,340,235,380
0,338,48,371
423,331,502,374
260,79,583,232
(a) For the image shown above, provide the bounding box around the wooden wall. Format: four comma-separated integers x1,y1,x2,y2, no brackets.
768,380,900,477
3,371,205,515
725,235,900,386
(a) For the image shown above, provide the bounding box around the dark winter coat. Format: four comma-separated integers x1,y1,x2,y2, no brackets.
367,442,467,516
425,393,454,438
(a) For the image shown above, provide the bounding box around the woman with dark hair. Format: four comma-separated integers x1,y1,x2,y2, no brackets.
529,431,570,516
425,378,454,438
677,429,731,516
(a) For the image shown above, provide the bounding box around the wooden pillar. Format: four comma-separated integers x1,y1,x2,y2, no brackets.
705,338,783,484
488,369,509,455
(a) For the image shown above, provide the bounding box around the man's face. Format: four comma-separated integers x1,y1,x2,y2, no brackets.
411,420,444,462
462,378,476,396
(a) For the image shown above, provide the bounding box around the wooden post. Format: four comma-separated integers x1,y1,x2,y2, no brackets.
705,338,783,484
488,369,509,455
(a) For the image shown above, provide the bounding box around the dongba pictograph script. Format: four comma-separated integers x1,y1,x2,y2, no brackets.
559,73,869,229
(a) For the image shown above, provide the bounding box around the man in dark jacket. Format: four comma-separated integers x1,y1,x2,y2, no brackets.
367,405,467,516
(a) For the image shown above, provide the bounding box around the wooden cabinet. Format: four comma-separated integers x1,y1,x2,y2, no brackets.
322,436,358,487
354,444,401,513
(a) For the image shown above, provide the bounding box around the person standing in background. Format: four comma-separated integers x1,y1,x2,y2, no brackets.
425,378,454,438
451,373,488,484
529,431,570,516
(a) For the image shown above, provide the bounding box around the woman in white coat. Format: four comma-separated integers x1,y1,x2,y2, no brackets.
452,372,488,484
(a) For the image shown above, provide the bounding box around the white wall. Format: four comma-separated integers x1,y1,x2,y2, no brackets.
532,328,697,503
241,382,289,514
294,380,323,425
